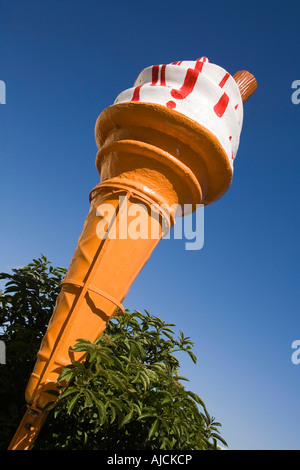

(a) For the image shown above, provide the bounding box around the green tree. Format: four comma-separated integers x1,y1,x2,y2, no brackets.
0,256,227,450
0,255,67,449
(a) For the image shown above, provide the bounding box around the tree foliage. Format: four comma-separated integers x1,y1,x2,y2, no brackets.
0,256,227,450
0,255,67,449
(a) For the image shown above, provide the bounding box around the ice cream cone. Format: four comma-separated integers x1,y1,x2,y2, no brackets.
8,57,256,450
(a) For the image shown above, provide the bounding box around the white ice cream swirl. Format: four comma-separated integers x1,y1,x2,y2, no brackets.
114,57,243,169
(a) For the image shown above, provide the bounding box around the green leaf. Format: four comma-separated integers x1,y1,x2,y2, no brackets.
59,386,81,400
187,351,197,364
137,412,157,421
210,433,228,447
95,399,106,425
118,406,134,428
187,391,206,408
109,405,117,424
67,392,81,414
162,331,175,342
107,371,127,391
148,418,159,440
162,327,175,334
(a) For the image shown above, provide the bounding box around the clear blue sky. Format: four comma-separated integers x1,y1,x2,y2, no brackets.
1,0,299,450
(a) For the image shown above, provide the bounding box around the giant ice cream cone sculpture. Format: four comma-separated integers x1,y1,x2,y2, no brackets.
8,57,256,450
